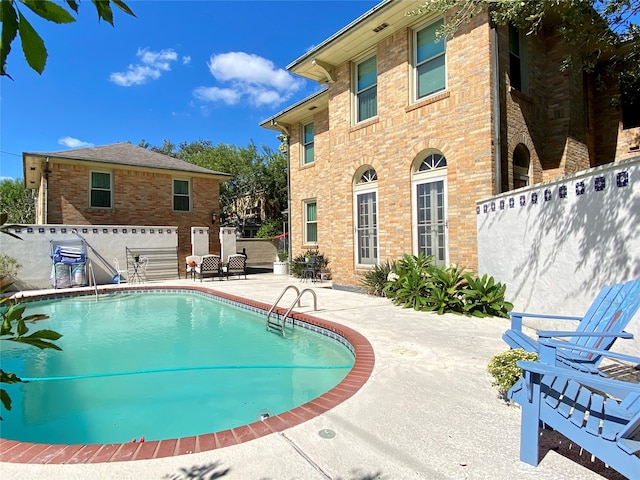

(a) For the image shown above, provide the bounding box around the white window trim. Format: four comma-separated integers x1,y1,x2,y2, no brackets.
353,184,379,268
302,121,314,165
353,53,378,125
172,178,191,212
411,18,447,103
411,167,448,264
303,199,318,246
89,170,113,209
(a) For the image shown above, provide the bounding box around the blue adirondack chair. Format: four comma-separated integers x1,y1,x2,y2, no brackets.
503,279,640,374
509,340,640,479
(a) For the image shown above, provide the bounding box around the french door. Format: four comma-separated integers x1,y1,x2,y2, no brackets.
415,179,447,265
355,191,378,265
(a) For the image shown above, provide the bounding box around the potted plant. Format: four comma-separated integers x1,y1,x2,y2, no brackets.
0,253,21,289
273,250,289,275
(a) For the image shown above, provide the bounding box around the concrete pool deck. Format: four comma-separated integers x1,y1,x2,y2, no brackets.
0,274,631,480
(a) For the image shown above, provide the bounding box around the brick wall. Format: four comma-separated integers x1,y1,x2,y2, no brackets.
43,161,220,277
290,15,495,287
286,11,637,289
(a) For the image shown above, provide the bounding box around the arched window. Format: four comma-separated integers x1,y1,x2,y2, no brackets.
513,144,530,189
353,166,378,266
417,152,447,172
411,151,448,266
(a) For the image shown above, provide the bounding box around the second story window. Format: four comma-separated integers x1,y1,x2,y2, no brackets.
90,171,112,209
356,55,377,122
415,18,446,100
621,75,640,129
509,25,528,93
303,122,314,164
173,179,190,212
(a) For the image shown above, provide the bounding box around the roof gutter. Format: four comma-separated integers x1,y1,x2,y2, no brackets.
268,120,292,260
286,0,395,71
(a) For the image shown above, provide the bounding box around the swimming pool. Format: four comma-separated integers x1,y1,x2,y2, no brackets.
1,289,355,445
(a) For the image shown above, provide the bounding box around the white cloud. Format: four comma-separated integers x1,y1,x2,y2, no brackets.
110,48,180,87
182,56,191,65
193,86,241,105
59,137,94,148
193,52,304,108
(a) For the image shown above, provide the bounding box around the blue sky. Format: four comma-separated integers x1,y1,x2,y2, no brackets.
0,0,380,181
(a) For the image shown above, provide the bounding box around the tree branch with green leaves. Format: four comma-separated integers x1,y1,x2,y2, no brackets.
408,0,639,81
1,0,135,78
0,213,62,419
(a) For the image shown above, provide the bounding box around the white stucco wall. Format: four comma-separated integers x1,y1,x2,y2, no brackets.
477,157,640,354
1,224,178,290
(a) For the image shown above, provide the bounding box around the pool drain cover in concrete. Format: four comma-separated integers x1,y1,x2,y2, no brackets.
318,429,336,439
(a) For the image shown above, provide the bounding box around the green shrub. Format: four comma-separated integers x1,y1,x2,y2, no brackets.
383,253,513,317
487,349,539,398
360,260,395,296
462,274,514,318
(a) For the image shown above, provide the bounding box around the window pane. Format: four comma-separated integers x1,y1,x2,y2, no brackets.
509,25,520,55
173,196,189,211
358,86,378,122
91,190,111,208
306,223,317,243
304,144,314,164
174,180,189,195
303,123,314,143
306,202,317,221
417,20,444,63
417,55,445,98
91,172,110,189
357,56,377,91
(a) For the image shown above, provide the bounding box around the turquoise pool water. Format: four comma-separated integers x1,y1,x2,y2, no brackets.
0,291,353,445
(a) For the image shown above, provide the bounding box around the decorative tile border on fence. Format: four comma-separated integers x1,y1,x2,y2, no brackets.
476,161,635,216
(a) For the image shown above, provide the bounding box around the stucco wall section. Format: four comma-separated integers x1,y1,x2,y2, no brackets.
477,157,640,354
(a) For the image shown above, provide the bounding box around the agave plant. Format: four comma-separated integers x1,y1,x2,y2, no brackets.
360,259,395,296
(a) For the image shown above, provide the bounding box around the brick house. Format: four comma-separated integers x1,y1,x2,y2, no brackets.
261,0,639,289
22,142,231,275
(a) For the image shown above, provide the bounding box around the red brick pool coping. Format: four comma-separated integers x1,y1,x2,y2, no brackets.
0,284,375,464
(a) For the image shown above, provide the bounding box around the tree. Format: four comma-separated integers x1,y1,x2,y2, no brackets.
0,178,36,223
409,1,640,93
1,0,135,78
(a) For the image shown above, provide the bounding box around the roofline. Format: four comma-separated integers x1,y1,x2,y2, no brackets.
259,88,329,128
286,0,395,71
22,152,233,179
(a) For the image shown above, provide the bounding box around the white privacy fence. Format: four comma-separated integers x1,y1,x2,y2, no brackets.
476,156,640,353
2,225,179,290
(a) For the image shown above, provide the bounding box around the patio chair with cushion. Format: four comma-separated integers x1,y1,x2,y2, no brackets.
195,254,222,282
224,254,247,280
185,255,202,280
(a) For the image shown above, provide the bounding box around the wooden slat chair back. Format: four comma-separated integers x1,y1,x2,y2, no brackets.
509,343,640,479
195,254,221,281
503,279,640,374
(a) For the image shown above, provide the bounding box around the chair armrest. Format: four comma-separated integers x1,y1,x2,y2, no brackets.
537,330,634,340
539,338,640,365
516,359,640,395
509,312,582,331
